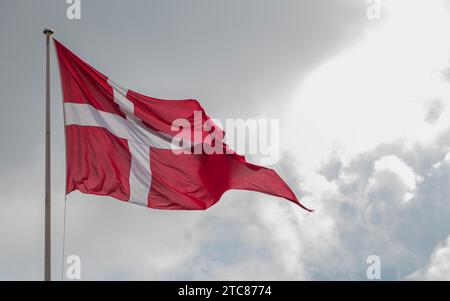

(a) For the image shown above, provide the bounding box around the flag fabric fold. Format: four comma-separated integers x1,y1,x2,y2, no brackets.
55,39,311,211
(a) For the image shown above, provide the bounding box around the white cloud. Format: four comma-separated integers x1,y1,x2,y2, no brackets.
266,0,450,279
286,0,450,173
407,236,450,280
370,155,418,203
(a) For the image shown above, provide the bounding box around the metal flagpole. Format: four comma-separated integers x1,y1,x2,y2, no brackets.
43,28,54,282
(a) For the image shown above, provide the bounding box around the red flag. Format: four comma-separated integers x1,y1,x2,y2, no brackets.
55,39,311,211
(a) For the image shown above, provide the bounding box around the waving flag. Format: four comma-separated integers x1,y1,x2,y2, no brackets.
55,40,310,211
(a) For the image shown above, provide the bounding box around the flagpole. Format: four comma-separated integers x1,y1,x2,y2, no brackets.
43,28,54,282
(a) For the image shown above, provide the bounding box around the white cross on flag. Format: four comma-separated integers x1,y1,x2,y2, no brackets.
55,39,311,211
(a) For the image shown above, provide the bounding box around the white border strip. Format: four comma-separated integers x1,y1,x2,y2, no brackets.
65,103,176,149
127,140,152,206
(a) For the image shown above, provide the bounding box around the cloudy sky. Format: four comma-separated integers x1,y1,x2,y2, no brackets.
1,0,450,280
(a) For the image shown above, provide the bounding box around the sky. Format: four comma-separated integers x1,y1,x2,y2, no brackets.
0,0,449,280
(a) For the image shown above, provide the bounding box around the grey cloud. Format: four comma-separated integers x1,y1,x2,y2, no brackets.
441,67,450,82
319,154,343,182
424,99,445,124
307,127,450,280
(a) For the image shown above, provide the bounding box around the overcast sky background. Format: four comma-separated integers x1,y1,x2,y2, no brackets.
1,0,450,280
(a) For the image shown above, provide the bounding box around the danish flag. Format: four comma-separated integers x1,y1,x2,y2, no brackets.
55,40,310,211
